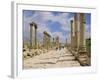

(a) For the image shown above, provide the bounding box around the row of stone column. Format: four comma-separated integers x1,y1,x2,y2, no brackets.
71,13,86,53
29,22,60,50
43,32,61,50
30,22,38,49
43,31,51,50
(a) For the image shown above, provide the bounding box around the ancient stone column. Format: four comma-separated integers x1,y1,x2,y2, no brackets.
79,13,86,52
53,38,55,46
29,22,38,49
51,37,55,49
74,13,79,51
48,33,51,49
71,20,74,49
56,36,60,49
43,31,51,50
66,38,67,47
30,23,33,49
33,22,37,49
43,31,46,49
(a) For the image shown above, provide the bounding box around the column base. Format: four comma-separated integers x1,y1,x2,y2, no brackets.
78,46,90,66
78,53,90,66
78,46,87,53
73,46,78,52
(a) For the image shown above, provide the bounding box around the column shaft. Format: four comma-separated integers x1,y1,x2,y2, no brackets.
74,13,79,51
71,20,74,49
34,26,37,49
79,13,86,52
43,31,51,50
30,26,33,49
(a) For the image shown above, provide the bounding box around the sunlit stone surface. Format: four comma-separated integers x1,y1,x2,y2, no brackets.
23,48,81,69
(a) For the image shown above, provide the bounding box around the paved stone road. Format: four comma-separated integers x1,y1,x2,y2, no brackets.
23,48,81,69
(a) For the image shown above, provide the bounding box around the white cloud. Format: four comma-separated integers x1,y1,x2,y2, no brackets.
24,11,91,45
24,11,73,31
23,11,74,43
41,12,72,32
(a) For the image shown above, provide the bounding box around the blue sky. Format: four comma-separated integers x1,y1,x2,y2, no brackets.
23,10,91,43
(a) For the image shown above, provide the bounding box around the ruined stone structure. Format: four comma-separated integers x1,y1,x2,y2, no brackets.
29,22,38,49
70,13,88,66
43,31,51,50
30,22,33,49
74,13,79,51
70,13,87,53
51,37,55,49
79,13,87,53
65,38,67,47
70,20,75,49
55,36,60,49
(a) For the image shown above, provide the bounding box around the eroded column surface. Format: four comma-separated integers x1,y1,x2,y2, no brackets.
30,22,33,49
29,22,38,49
55,36,60,49
70,20,75,49
74,13,80,51
33,23,38,49
74,13,79,51
43,31,51,50
79,13,87,53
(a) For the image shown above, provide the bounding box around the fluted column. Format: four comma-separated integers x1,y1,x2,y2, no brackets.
30,23,33,49
79,13,86,52
29,22,38,49
71,20,74,49
66,38,67,47
56,36,60,49
34,23,37,49
74,13,79,51
43,31,51,50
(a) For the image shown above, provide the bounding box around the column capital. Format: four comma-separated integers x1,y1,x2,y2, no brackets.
71,20,73,23
30,22,37,29
43,31,51,37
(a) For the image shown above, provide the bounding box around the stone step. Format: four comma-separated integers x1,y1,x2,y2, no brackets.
58,56,75,61
52,61,80,67
23,48,81,69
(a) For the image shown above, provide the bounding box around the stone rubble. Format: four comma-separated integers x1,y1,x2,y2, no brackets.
23,48,81,69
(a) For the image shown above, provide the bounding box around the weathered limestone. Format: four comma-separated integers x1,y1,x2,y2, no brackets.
34,23,38,49
43,31,51,50
70,20,75,49
30,22,38,49
71,13,90,66
52,37,55,49
66,38,67,47
30,22,33,49
79,13,87,53
71,13,86,52
74,13,79,51
53,38,55,45
23,47,81,69
70,13,89,66
55,36,60,49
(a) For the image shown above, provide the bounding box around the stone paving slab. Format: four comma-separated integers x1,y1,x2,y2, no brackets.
24,48,81,69
58,56,75,61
